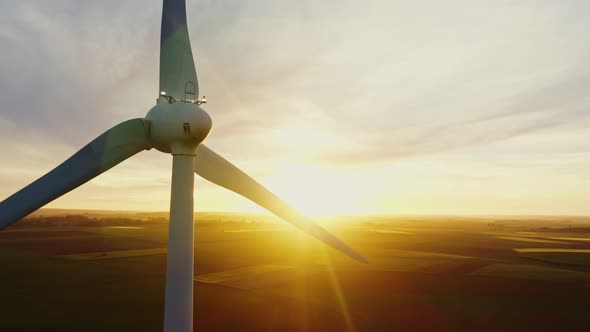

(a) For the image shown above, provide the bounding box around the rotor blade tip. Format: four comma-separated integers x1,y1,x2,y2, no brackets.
352,252,369,264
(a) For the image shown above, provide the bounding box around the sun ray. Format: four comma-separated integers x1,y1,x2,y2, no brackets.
320,245,356,332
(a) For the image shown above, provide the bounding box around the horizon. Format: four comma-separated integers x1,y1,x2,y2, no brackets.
28,207,590,220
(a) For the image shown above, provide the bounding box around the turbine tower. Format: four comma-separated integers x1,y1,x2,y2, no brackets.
0,1,367,331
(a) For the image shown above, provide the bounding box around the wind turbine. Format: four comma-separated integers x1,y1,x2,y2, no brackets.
0,0,367,331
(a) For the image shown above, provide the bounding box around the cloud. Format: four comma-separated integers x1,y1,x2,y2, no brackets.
0,1,159,143
316,71,590,166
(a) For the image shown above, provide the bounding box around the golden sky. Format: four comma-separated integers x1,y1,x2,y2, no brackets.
0,1,589,216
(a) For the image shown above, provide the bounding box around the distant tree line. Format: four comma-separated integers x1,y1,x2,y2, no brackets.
15,213,277,227
18,215,168,227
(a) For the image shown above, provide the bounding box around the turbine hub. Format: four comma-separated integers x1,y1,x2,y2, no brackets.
145,98,212,155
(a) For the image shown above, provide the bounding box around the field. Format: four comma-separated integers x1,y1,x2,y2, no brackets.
1,212,590,331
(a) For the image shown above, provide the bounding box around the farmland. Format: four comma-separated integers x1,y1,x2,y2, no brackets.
1,211,589,331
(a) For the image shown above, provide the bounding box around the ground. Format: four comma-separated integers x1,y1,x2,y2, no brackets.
1,214,589,331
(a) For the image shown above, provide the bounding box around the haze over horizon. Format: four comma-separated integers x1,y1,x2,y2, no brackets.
1,0,589,217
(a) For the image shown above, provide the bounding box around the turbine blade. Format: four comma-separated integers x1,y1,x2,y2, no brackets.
0,119,152,229
194,145,368,263
160,0,198,102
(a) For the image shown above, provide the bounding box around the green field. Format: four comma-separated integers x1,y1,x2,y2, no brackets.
1,214,589,331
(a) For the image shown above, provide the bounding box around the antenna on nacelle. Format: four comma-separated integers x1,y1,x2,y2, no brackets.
196,96,207,106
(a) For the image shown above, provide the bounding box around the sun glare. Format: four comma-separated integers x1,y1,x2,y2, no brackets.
263,163,368,217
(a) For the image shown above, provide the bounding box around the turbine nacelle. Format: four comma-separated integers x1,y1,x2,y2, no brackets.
146,99,212,155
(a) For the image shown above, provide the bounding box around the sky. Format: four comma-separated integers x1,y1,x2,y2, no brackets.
1,0,589,216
